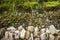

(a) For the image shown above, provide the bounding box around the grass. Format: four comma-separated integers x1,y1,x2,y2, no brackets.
24,2,38,7
23,1,60,7
44,1,60,7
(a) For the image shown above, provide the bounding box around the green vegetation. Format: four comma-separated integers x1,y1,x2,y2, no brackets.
44,1,60,7
0,0,60,14
24,2,38,7
0,0,60,29
24,1,60,8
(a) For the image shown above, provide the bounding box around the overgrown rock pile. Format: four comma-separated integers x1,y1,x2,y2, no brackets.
0,12,60,29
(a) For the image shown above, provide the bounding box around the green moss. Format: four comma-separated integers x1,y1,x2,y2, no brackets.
24,2,38,7
44,1,60,7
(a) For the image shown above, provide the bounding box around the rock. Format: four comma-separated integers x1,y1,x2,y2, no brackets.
40,33,47,40
34,27,39,37
7,26,16,33
14,30,20,40
0,28,6,39
20,29,26,39
49,34,55,40
49,25,57,34
27,26,34,32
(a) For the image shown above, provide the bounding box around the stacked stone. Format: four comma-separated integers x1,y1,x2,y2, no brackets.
4,25,60,40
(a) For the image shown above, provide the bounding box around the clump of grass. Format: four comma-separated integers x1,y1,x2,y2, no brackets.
44,1,60,7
